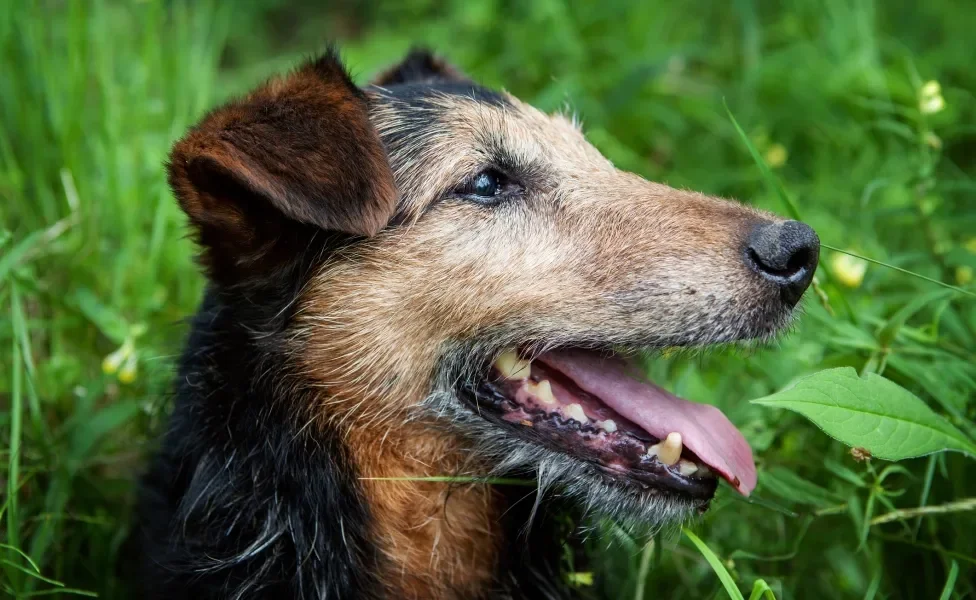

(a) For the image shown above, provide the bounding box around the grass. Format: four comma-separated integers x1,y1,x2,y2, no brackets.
2,0,975,598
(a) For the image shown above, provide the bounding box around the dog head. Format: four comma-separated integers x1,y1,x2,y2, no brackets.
169,47,819,526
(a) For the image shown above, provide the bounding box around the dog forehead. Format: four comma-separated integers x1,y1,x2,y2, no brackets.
369,83,612,211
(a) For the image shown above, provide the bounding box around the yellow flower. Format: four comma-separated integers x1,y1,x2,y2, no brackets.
764,143,788,168
831,252,868,288
921,80,941,98
566,572,593,586
919,80,946,115
102,341,132,375
923,131,942,150
118,352,138,385
956,266,973,286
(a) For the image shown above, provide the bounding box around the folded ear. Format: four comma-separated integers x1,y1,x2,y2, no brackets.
371,48,468,86
169,47,396,285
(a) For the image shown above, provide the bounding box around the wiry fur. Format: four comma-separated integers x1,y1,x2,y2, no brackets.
138,46,817,599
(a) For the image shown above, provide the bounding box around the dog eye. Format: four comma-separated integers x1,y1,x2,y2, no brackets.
471,171,501,197
456,169,517,204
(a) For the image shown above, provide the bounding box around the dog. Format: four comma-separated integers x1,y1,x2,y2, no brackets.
136,46,820,599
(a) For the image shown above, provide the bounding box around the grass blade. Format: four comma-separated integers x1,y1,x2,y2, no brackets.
823,246,976,298
358,476,535,486
723,100,802,221
870,497,976,526
939,560,959,600
683,528,745,600
633,538,655,600
5,282,25,592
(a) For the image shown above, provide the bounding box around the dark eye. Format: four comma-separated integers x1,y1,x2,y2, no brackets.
471,171,501,197
456,169,519,204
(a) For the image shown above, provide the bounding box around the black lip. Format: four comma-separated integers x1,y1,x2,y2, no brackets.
459,377,719,501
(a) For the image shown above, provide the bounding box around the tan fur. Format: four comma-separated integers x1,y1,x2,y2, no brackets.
346,424,502,599
293,94,778,597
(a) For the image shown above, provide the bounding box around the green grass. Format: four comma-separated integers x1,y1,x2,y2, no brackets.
2,1,975,598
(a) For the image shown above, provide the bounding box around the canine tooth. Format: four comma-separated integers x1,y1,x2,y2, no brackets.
599,419,618,433
658,432,683,466
564,403,587,423
494,351,531,380
530,379,556,404
678,459,699,476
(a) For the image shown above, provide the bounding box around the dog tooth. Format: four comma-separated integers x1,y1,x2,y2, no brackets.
677,459,698,476
658,432,682,466
564,403,587,423
494,351,531,380
599,419,618,433
529,379,556,404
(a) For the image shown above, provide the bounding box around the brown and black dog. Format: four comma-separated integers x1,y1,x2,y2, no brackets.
137,47,819,599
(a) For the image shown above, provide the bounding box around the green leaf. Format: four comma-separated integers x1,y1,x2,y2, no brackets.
752,368,976,461
748,579,777,600
760,467,844,508
70,287,129,343
683,528,744,600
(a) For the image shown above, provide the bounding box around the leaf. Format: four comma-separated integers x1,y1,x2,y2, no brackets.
752,368,976,461
682,528,744,600
760,467,843,508
69,287,129,343
748,580,777,600
876,289,956,348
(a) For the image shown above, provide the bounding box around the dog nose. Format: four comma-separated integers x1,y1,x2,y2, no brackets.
746,220,820,305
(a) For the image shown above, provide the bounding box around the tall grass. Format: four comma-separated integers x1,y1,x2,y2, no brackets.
2,1,974,598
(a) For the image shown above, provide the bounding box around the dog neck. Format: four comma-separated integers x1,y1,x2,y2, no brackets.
345,421,503,598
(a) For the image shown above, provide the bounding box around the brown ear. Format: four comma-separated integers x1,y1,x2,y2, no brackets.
371,48,468,86
169,48,396,284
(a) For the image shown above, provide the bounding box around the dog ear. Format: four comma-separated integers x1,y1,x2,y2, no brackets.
168,47,396,285
371,48,468,86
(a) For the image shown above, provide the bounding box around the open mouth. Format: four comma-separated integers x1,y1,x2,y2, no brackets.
462,349,756,501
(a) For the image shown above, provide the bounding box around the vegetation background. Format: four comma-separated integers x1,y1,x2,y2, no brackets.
2,0,975,598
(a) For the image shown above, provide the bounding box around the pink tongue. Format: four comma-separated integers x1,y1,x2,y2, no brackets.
538,350,756,496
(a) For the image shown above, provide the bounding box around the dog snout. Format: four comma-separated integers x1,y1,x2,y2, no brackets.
745,220,820,306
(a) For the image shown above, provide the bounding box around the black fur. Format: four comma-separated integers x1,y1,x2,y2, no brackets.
135,234,384,598
372,48,468,86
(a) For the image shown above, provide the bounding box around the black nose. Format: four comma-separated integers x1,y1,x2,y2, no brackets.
745,220,820,305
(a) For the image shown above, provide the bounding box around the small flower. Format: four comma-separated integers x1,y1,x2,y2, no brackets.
102,340,132,375
831,252,868,288
919,80,946,115
921,80,941,98
923,131,942,150
567,572,593,586
764,143,788,168
118,351,138,385
956,266,973,286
